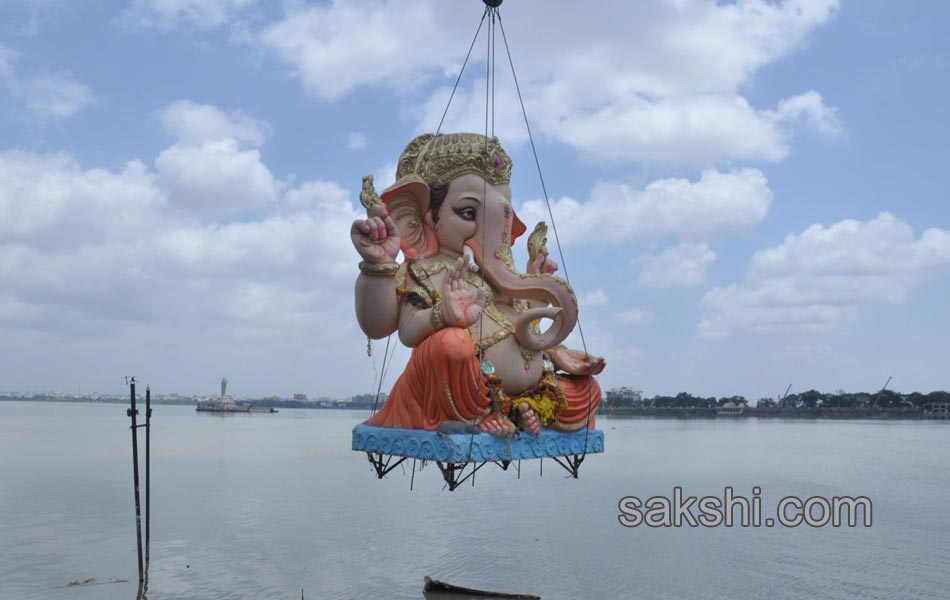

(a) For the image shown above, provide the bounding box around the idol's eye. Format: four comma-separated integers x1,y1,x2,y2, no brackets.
455,207,477,221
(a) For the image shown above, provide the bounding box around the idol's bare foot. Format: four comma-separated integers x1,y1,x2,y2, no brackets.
516,402,540,436
477,414,516,438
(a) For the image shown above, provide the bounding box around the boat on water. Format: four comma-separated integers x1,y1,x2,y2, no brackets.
423,576,540,599
195,378,277,414
195,403,276,413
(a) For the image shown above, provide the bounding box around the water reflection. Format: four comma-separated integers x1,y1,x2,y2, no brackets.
1,402,949,599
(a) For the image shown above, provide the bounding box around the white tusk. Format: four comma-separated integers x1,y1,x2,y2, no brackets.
463,246,479,272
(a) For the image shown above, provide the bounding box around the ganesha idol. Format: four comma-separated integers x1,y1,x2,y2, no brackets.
351,133,604,438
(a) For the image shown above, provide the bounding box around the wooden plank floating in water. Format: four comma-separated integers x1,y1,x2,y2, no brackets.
424,576,541,599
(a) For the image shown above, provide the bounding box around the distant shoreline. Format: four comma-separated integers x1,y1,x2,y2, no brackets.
3,396,947,420
604,406,947,420
0,396,379,410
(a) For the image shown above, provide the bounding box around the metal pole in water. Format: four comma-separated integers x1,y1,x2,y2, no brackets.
127,378,145,591
144,385,151,590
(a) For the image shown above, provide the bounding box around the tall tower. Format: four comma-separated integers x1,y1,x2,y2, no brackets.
221,378,228,398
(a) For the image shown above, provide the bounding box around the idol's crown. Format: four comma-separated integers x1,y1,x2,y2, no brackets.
394,133,512,186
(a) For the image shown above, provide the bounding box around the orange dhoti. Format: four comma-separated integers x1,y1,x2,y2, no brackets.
365,328,600,431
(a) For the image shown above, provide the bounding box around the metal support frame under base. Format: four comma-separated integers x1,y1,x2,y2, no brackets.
367,452,407,479
355,425,604,489
552,454,585,478
435,460,488,491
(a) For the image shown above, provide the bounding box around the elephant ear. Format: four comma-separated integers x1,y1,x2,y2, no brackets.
381,177,438,259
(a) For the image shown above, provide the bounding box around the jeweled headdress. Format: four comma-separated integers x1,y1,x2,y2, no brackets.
393,133,512,186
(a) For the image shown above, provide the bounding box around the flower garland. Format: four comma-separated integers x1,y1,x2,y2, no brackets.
481,359,511,420
509,370,567,429
480,357,566,435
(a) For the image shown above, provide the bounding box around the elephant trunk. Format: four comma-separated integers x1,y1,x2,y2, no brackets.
464,239,578,351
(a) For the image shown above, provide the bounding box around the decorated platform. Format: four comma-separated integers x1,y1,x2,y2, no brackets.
352,423,604,463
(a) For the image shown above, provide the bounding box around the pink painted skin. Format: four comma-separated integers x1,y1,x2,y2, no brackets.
441,254,487,329
517,402,540,435
550,347,606,376
527,249,559,276
351,204,403,339
478,413,517,436
350,205,400,264
526,246,606,376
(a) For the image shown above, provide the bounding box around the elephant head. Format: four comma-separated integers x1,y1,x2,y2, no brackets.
379,133,578,350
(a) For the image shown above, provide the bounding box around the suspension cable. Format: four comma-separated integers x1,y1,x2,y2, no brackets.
380,335,397,392
437,6,489,136
466,3,497,462
433,2,597,466
490,8,496,139
370,334,395,417
497,10,596,458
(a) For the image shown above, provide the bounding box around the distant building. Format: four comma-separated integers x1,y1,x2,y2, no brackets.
350,393,386,409
717,402,744,416
606,387,642,407
195,377,243,412
925,402,950,419
293,394,308,402
216,377,236,408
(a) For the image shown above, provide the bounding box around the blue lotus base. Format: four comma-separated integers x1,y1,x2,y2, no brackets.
352,423,604,463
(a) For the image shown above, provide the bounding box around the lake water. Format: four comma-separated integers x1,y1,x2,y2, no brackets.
1,401,948,599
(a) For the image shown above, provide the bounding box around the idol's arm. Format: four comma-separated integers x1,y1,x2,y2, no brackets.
397,255,485,348
355,271,400,339
351,210,402,338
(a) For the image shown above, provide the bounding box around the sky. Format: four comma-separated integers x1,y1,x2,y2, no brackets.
1,0,948,401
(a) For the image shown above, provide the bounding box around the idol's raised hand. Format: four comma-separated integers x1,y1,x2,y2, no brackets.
441,253,486,328
351,204,401,264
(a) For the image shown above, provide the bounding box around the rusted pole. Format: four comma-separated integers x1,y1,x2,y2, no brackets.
127,379,145,591
144,385,151,590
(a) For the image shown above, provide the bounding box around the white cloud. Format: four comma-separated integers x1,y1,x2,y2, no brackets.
581,289,608,306
419,85,840,166
258,2,469,102
0,44,94,119
118,0,256,32
635,243,716,288
617,308,655,326
698,213,950,340
257,0,840,166
372,162,398,191
0,45,18,80
156,139,280,213
155,100,279,214
20,72,94,118
345,131,367,150
414,80,531,148
0,151,161,247
0,151,165,330
161,99,270,146
155,208,356,283
0,145,361,350
281,179,350,215
545,93,790,165
259,0,839,98
768,90,842,138
0,1,69,37
517,168,772,246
